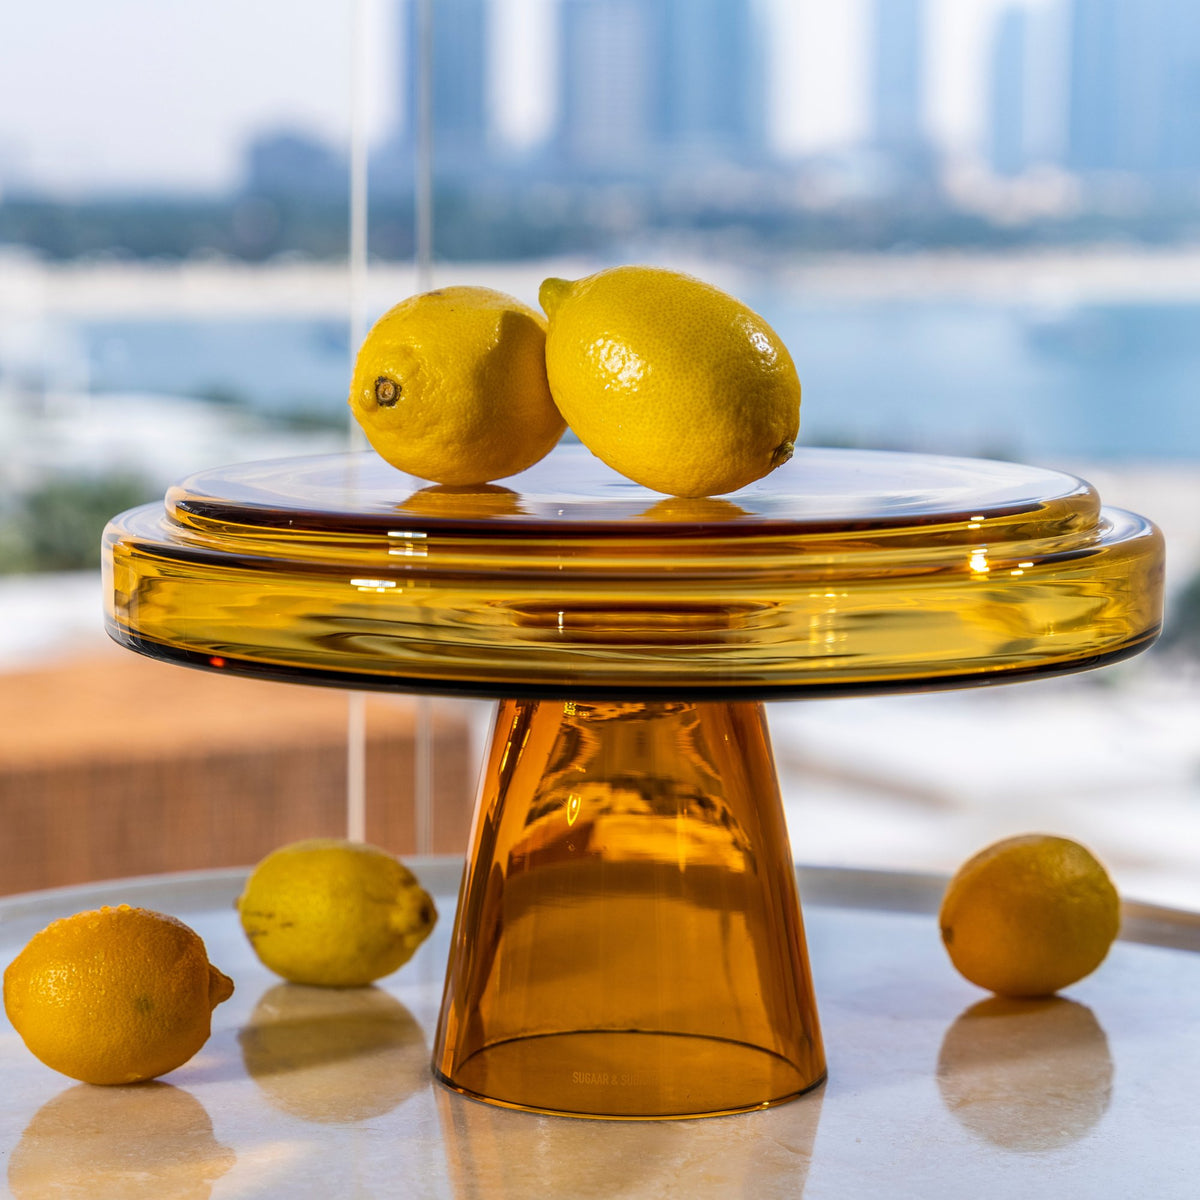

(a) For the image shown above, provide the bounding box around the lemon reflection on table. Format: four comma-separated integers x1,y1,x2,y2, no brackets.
8,1082,235,1200
936,996,1113,1152
436,1078,824,1199
398,484,527,521
638,496,750,523
238,984,428,1124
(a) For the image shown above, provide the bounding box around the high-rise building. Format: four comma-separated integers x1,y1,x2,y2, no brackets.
1065,0,1135,173
656,0,767,163
243,130,346,200
555,0,659,174
988,6,1028,177
869,0,925,153
397,0,490,175
554,0,768,176
1066,0,1200,177
1158,0,1200,175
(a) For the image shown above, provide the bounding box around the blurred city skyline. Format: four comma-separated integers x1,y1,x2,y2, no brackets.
2,0,1073,197
2,0,1197,265
241,0,1200,213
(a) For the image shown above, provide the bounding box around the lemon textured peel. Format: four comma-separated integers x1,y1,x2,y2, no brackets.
3,904,234,1085
539,266,800,498
349,285,565,485
938,833,1120,998
236,838,437,988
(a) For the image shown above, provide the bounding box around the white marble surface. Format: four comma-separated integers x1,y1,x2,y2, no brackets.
0,862,1197,1199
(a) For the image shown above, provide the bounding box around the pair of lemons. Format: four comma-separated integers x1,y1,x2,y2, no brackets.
348,266,801,499
3,841,435,1086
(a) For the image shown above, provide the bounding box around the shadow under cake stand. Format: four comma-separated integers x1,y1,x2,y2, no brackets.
102,445,1164,1120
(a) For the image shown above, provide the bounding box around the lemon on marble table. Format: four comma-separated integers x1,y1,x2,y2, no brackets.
349,285,565,485
939,834,1120,997
3,905,234,1085
236,838,437,987
539,266,801,498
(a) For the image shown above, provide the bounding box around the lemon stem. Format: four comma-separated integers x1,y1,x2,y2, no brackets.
375,376,400,407
770,440,794,469
538,277,571,319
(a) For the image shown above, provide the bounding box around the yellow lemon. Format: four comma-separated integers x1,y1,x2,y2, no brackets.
939,834,1120,997
349,285,565,485
3,905,234,1085
539,266,800,497
235,839,436,987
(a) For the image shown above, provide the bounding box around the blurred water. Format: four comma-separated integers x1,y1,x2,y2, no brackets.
767,297,1200,464
81,316,352,415
70,298,1200,462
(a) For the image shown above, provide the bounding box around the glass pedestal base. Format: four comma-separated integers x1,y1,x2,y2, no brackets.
432,699,826,1119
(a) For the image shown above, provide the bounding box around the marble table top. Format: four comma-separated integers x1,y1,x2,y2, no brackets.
0,861,1196,1199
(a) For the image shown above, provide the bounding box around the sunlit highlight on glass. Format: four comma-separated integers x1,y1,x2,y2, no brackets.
565,792,582,826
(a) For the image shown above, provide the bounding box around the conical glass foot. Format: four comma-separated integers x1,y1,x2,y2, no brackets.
433,699,826,1119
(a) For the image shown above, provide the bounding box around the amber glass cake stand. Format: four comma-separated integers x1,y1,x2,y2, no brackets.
103,446,1163,1120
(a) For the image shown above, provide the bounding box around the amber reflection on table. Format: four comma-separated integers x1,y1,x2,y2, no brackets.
435,1074,824,1200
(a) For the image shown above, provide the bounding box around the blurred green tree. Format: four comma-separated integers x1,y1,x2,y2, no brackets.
0,475,156,574
1161,570,1200,657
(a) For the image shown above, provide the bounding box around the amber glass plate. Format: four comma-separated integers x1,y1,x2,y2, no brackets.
103,444,1163,700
